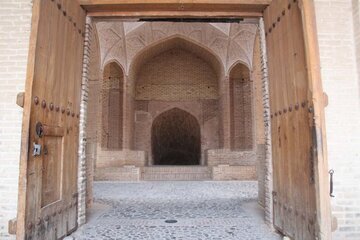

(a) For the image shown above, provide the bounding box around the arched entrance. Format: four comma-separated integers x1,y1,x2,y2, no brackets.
151,108,201,165
229,62,253,151
101,61,124,150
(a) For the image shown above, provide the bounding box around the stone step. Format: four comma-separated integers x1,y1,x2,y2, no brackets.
95,166,140,181
141,166,211,181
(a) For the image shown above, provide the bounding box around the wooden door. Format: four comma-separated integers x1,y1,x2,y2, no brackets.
16,0,86,239
264,0,331,239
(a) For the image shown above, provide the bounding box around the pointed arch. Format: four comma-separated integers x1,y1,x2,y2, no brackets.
130,36,223,102
228,59,252,76
129,35,225,80
102,58,125,73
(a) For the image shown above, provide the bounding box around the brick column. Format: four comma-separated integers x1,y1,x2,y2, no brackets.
220,75,231,149
78,17,92,226
259,18,273,227
123,75,134,150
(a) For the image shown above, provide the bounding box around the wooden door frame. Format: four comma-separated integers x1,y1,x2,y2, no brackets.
76,0,330,239
79,0,271,18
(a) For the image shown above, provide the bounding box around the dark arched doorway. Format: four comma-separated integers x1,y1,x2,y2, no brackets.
152,108,201,165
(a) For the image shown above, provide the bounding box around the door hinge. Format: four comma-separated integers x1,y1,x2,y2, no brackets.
310,125,318,184
16,92,25,108
323,92,329,108
309,146,315,184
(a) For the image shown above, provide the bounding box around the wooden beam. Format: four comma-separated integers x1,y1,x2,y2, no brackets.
87,11,263,18
79,0,272,5
79,0,271,18
300,0,332,238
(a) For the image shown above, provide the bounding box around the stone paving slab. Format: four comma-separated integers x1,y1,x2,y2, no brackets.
71,181,281,240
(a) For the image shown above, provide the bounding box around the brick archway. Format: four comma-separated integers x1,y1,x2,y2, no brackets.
151,108,201,165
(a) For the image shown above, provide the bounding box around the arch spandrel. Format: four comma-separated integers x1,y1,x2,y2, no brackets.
96,22,127,70
95,21,258,75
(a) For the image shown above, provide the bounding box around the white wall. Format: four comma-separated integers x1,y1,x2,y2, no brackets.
0,1,32,239
315,0,360,239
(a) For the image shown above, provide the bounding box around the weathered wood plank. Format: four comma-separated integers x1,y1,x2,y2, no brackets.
264,0,330,239
300,0,332,239
16,0,86,239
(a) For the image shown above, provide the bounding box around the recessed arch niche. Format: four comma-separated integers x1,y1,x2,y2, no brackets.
152,108,201,165
131,37,223,102
130,37,223,165
229,62,253,150
101,61,124,149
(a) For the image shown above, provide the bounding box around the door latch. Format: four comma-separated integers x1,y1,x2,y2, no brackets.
329,169,335,198
33,143,41,156
35,122,44,138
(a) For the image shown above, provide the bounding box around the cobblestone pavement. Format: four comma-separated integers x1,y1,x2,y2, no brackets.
70,181,281,240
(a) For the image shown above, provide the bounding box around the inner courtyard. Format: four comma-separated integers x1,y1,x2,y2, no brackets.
78,20,273,238
86,21,267,185
70,181,280,240
76,20,274,239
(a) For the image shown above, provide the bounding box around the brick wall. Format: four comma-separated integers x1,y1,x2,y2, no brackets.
0,1,32,239
353,0,360,98
314,0,360,239
207,149,256,166
136,48,218,101
229,63,254,150
85,21,101,209
252,30,267,208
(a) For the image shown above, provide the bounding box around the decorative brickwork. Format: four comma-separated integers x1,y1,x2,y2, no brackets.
259,18,274,227
252,30,267,209
78,17,93,227
96,22,257,74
